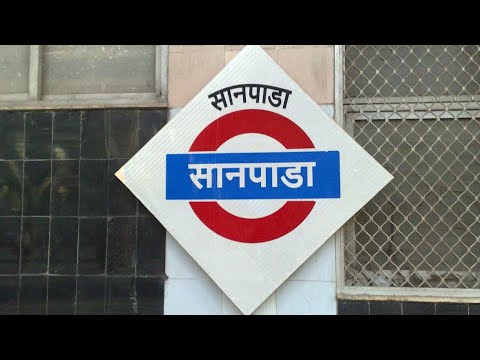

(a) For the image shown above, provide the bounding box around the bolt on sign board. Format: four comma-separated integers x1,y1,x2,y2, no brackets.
116,45,393,314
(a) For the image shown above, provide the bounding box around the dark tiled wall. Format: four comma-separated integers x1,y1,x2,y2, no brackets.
338,300,479,315
0,109,168,315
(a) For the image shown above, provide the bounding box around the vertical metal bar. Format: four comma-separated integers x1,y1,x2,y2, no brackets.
334,45,345,129
155,45,169,103
28,45,42,100
334,45,346,290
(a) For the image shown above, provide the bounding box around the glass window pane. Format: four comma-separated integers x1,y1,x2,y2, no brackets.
42,45,156,95
0,45,30,94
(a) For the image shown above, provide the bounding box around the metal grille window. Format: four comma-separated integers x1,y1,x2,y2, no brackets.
337,45,480,299
0,45,168,109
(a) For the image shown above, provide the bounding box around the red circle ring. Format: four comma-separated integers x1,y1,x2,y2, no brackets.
189,109,315,243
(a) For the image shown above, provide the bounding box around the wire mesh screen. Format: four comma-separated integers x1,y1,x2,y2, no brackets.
343,45,480,289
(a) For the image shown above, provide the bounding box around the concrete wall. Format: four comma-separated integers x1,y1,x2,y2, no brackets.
164,45,337,315
168,45,333,108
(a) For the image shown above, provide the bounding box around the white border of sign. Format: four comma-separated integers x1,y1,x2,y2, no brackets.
117,46,393,314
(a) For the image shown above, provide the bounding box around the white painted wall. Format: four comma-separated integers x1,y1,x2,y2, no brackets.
164,105,337,315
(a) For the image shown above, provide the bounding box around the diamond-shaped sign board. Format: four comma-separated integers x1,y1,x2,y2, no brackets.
116,45,393,314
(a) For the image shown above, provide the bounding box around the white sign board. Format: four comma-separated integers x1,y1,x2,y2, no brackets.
116,45,393,314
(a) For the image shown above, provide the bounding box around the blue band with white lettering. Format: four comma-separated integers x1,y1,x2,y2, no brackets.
166,151,340,200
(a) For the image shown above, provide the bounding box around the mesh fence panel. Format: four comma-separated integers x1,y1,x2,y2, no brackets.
343,45,480,289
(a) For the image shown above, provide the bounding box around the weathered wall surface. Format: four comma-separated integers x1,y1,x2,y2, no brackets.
164,45,337,315
168,45,334,108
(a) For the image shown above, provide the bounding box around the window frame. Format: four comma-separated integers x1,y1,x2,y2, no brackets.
0,45,168,110
334,44,480,304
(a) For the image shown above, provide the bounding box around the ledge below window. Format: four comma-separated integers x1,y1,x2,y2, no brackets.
0,93,168,110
